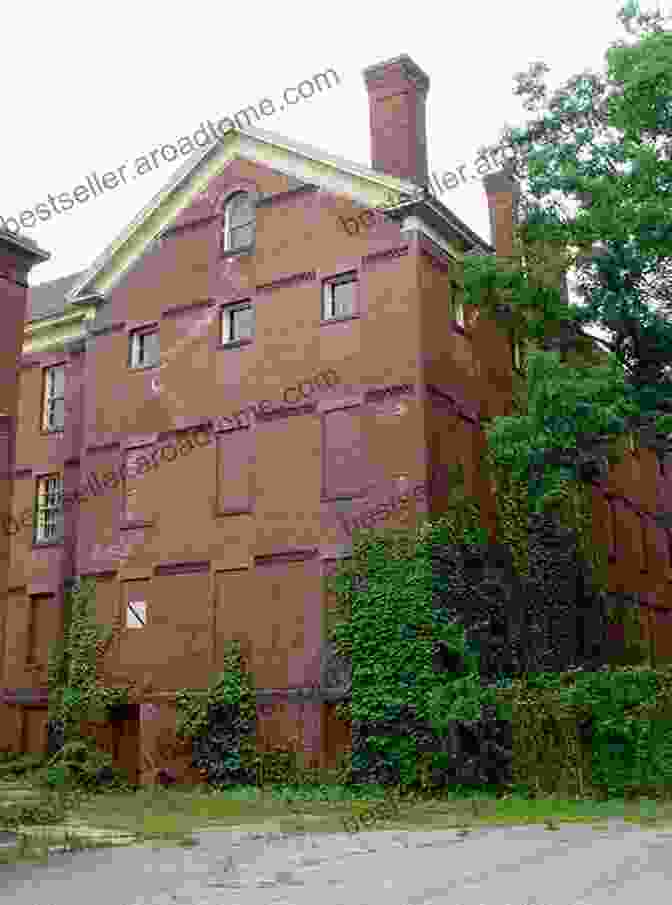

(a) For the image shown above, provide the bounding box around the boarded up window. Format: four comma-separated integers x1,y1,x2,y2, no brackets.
216,427,253,514
124,447,156,522
323,407,366,499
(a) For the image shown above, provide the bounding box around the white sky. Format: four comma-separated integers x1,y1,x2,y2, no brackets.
3,0,667,291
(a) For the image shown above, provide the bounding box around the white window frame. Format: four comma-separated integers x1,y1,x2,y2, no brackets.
126,600,147,628
35,474,63,543
129,327,160,369
42,365,65,432
451,282,465,329
222,192,255,252
221,303,254,344
322,272,358,321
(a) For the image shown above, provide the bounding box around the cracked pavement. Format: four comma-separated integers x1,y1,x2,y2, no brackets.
2,819,671,904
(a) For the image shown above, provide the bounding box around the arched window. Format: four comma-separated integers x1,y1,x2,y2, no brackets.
222,191,255,252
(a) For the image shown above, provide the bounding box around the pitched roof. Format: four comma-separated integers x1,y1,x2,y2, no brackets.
27,271,86,323
26,123,492,324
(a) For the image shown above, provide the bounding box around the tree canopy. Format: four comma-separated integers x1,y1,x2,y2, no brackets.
464,2,672,514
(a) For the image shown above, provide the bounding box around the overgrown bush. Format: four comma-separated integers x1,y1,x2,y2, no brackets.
0,752,48,781
176,640,257,786
44,738,131,792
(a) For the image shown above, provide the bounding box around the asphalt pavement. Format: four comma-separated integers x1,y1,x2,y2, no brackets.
2,819,671,904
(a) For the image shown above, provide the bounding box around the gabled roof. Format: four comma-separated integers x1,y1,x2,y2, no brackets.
28,271,86,322
66,122,491,304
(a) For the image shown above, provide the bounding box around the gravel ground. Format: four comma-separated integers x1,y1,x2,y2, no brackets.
1,819,671,904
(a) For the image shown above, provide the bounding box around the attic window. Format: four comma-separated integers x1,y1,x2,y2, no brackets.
222,192,255,252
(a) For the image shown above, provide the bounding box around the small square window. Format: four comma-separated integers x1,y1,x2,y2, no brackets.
35,474,63,543
323,273,357,321
221,304,254,344
42,365,65,432
130,329,160,369
126,600,146,628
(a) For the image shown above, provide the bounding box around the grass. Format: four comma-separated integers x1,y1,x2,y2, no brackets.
0,829,115,866
4,780,672,866
58,783,672,840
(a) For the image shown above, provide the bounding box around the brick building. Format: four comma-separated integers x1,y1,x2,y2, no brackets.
1,55,672,783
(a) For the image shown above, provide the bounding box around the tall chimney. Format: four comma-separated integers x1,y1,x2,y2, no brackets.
483,167,521,259
0,230,49,696
363,55,430,187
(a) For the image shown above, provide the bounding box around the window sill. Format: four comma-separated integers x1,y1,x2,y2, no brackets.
320,313,360,326
120,519,155,530
128,363,161,372
40,428,65,436
220,245,255,259
32,539,64,549
216,339,254,350
214,506,253,517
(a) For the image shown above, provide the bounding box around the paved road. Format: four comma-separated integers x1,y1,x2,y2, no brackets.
2,819,671,904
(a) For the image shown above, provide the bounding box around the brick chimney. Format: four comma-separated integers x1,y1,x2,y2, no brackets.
363,55,430,187
483,167,521,259
0,229,49,688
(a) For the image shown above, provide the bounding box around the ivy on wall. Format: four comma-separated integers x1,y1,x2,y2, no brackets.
326,450,654,791
175,640,257,785
47,577,132,748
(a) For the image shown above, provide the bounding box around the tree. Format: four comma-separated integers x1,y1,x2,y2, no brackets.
464,2,672,515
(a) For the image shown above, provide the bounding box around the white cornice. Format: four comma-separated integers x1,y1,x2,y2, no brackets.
66,125,424,303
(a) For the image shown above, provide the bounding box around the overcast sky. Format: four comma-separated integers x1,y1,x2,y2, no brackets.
3,0,667,291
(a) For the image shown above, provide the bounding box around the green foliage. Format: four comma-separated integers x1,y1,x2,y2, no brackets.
44,738,131,792
328,468,508,787
464,4,672,530
45,577,136,789
0,753,48,780
496,665,672,798
47,577,131,738
176,640,257,785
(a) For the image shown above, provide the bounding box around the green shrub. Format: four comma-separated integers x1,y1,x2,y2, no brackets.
46,738,130,792
0,753,48,780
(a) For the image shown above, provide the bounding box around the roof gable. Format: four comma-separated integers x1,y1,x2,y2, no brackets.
66,124,487,304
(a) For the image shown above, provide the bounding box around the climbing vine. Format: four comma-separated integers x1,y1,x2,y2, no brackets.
175,640,257,785
47,577,132,747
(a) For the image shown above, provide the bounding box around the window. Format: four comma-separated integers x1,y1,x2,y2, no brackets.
129,327,160,369
222,192,255,252
221,303,254,344
126,600,147,628
35,474,63,543
512,337,524,372
42,365,65,431
322,272,357,321
451,281,465,329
